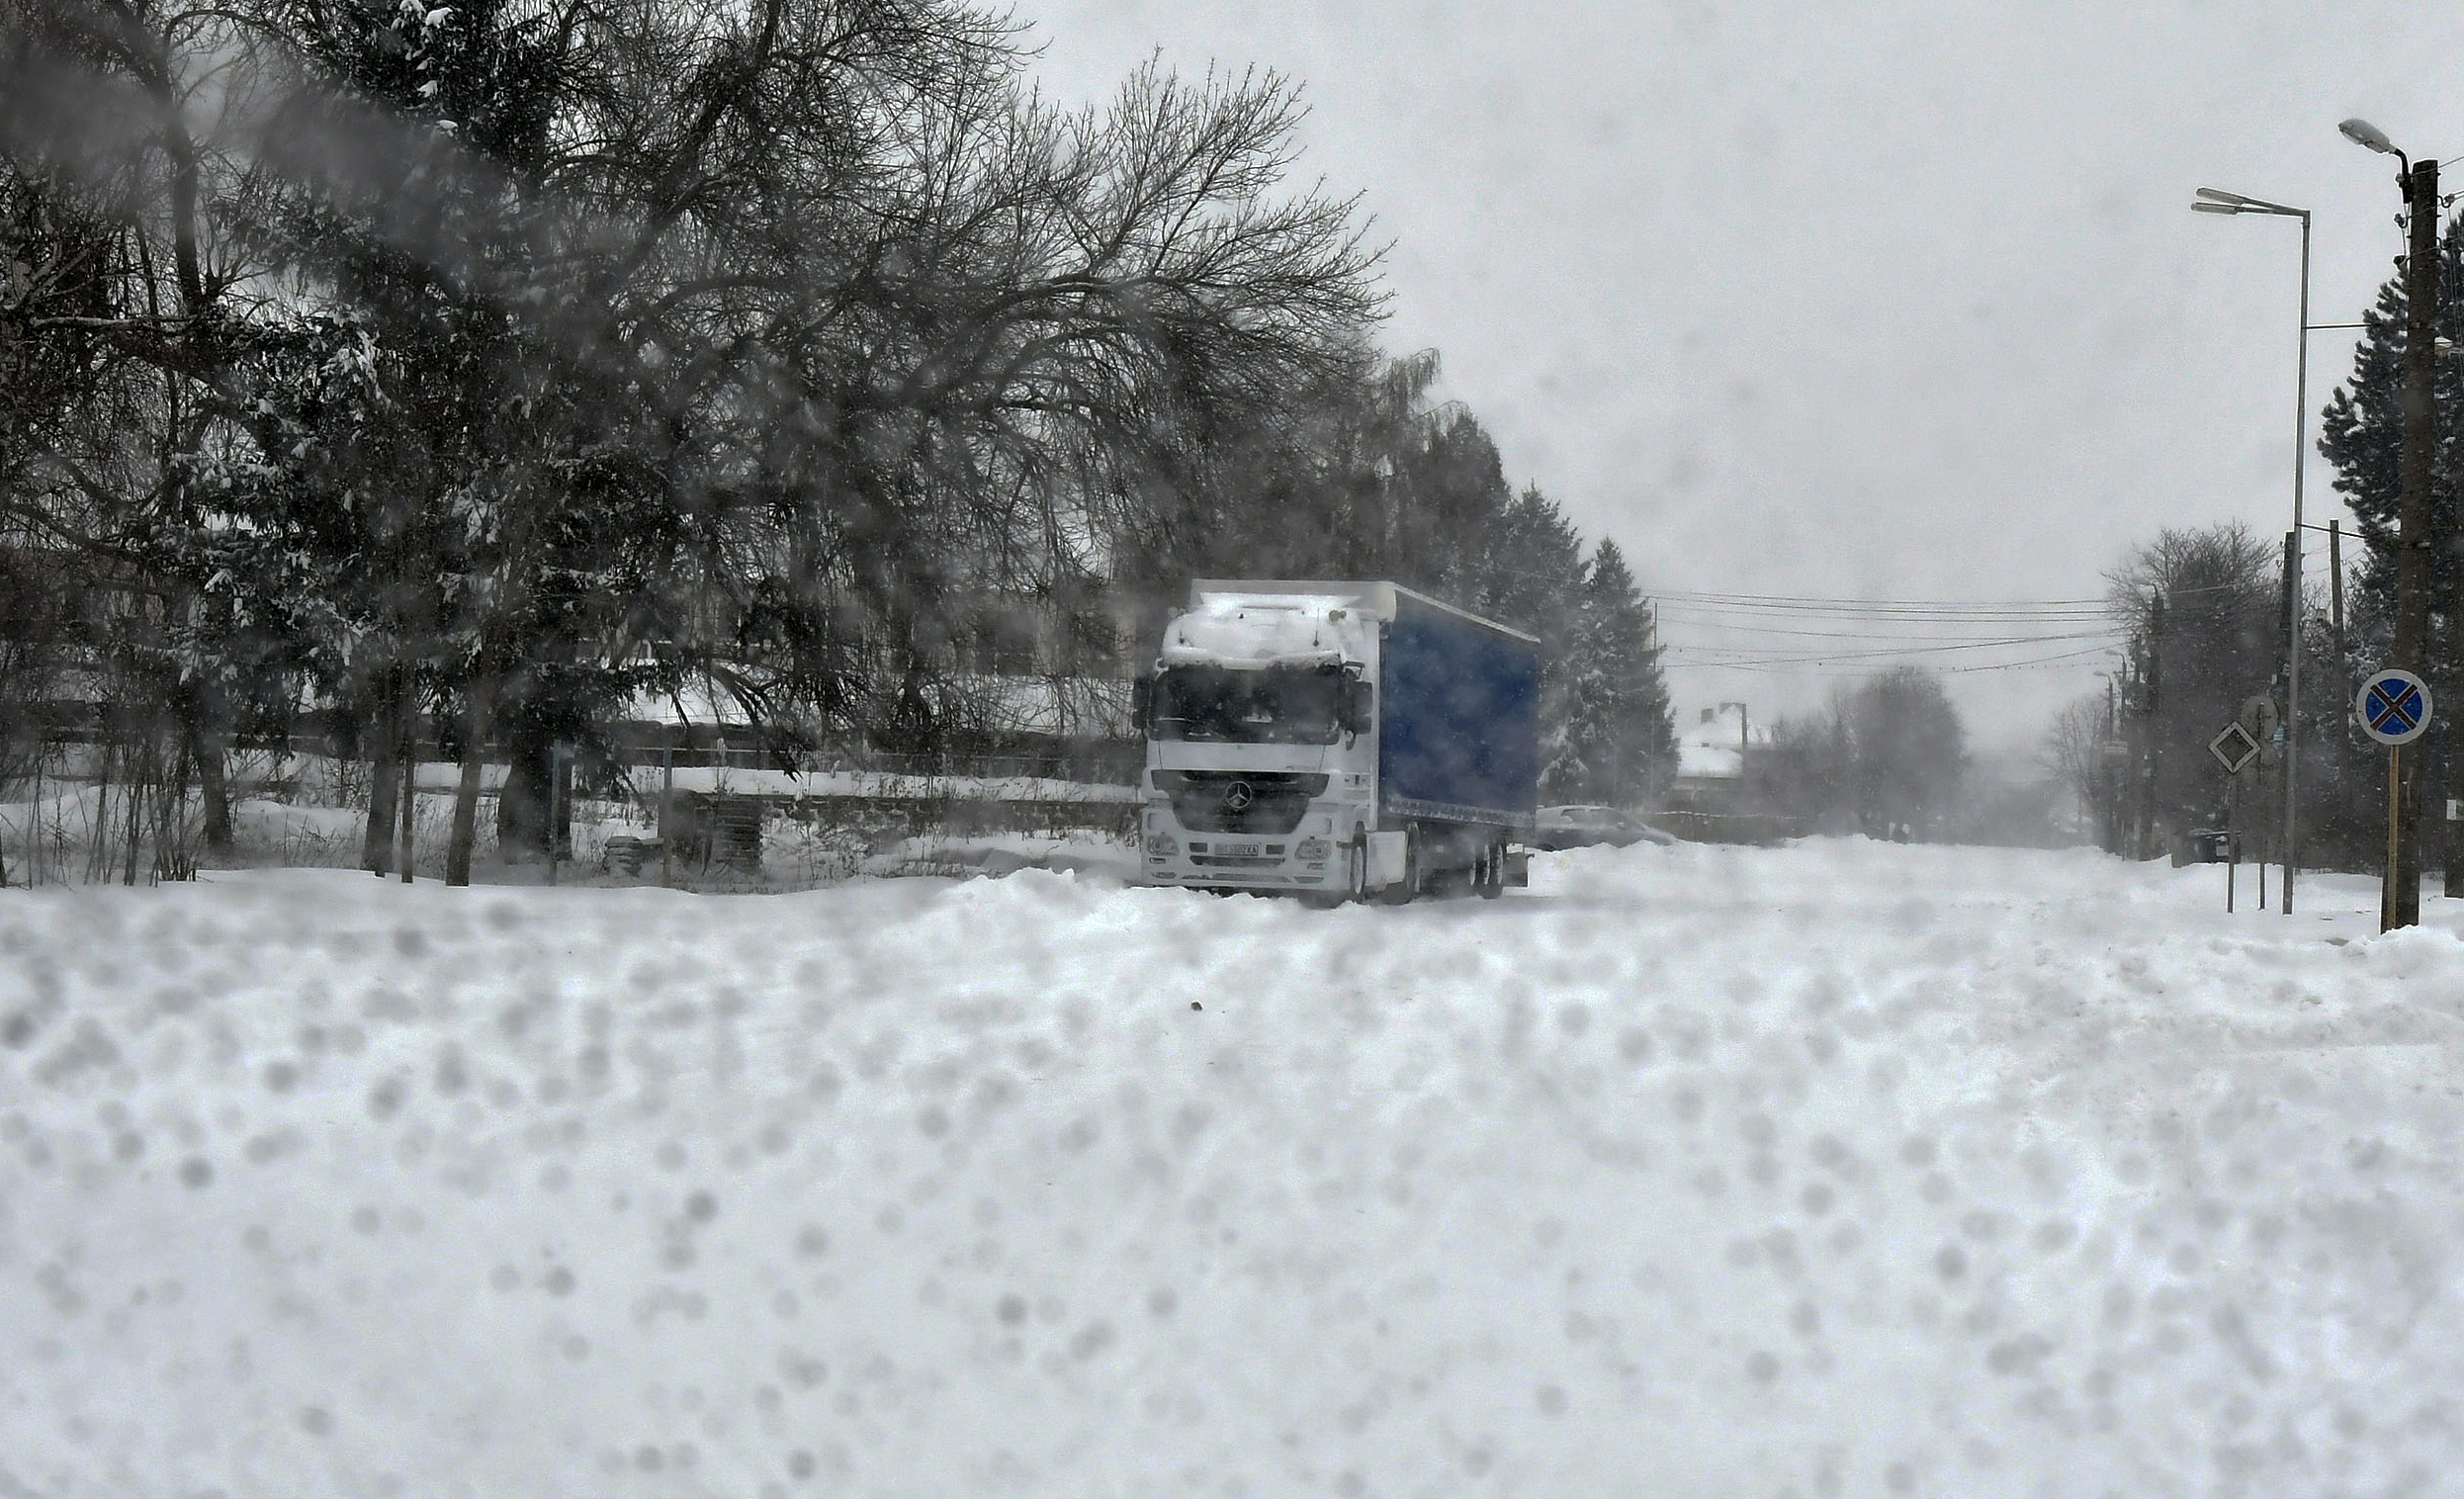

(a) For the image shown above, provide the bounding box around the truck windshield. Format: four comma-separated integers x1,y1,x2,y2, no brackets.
1149,664,1345,745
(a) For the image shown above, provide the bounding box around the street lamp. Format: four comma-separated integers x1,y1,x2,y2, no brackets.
2190,184,2310,915
2341,116,2439,929
2339,117,2406,168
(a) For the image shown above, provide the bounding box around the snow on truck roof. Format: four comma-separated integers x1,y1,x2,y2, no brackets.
1187,579,1539,645
1159,593,1355,669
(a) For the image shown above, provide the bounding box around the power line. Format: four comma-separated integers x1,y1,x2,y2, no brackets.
1655,599,2108,622
1645,580,2252,612
1666,629,2116,668
1656,618,2120,644
1656,605,2108,630
1650,587,2114,608
1936,644,2119,673
1687,644,2120,677
1655,605,2109,629
1650,588,2117,605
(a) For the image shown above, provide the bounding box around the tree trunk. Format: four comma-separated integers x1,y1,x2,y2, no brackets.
180,676,231,854
496,712,553,860
447,666,496,886
196,732,231,852
396,684,419,883
362,671,399,875
27,745,44,886
85,738,114,883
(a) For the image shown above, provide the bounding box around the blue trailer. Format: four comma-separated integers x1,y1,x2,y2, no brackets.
1137,580,1539,901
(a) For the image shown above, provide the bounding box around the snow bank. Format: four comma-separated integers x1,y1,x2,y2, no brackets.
859,832,1140,881
2,841,2460,1497
613,766,1137,804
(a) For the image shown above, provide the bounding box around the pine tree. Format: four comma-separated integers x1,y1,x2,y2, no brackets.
1461,485,1584,781
1548,539,1675,805
2317,207,2464,654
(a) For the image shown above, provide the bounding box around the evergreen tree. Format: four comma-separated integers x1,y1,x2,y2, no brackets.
2315,206,2464,874
1547,539,1675,805
2316,207,2464,659
215,0,674,873
1467,485,1586,782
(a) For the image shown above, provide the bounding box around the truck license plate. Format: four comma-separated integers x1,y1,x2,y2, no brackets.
1218,842,1261,857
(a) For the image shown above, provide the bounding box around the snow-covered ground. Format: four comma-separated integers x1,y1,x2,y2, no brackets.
3,839,2461,1498
857,832,1142,881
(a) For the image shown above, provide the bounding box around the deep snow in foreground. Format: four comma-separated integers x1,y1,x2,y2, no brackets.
3,841,2462,1498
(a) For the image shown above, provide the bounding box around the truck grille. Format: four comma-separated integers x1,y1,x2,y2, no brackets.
1153,770,1328,835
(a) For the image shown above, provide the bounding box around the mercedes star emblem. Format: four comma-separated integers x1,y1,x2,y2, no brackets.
1222,780,1255,812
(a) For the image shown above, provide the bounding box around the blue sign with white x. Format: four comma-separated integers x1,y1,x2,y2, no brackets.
2358,667,2431,748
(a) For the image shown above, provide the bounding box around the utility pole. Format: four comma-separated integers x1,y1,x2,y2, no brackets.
2279,528,2298,907
2121,658,2140,856
2340,120,2439,924
2138,596,2164,859
2391,156,2438,926
2330,518,2350,855
2104,675,2120,853
2448,319,2464,898
2330,519,2347,685
2121,653,2140,856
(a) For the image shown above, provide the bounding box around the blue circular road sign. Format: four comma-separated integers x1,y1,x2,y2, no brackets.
2358,668,2431,748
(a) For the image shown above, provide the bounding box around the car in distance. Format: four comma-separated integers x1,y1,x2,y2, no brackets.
1533,804,1674,850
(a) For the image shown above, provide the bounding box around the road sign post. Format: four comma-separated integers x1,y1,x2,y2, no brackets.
2207,722,2262,913
2236,694,2280,909
2228,774,2239,913
2357,668,2431,932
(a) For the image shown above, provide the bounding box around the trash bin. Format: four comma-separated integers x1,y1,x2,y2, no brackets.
2177,828,2237,865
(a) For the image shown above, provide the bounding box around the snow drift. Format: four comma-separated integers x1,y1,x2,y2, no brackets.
2,840,2460,1497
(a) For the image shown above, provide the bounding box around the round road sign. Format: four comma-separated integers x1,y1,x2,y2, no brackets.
2357,667,2431,748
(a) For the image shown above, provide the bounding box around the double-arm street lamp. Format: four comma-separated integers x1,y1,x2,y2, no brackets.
2189,186,2310,915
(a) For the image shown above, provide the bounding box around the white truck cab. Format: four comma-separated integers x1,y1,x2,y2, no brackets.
1137,581,1537,902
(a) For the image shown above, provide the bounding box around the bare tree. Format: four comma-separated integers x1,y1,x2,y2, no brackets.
2045,691,2117,853
2105,523,2277,848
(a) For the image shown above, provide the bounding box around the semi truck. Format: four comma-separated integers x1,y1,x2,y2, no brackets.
1134,579,1539,902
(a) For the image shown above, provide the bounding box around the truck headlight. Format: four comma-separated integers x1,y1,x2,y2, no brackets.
1145,831,1180,856
1294,837,1331,861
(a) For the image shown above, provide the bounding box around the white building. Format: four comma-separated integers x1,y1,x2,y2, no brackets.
1670,703,1776,814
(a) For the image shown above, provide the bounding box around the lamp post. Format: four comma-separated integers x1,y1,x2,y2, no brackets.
2191,186,2310,914
2341,117,2437,929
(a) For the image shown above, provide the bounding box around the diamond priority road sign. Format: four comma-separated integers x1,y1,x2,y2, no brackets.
2357,667,2431,749
2207,721,2261,775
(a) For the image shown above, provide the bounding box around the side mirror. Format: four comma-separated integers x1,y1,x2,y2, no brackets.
1342,677,1373,734
1130,676,1153,732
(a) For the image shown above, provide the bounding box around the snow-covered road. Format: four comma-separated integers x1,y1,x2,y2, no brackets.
4,840,2462,1498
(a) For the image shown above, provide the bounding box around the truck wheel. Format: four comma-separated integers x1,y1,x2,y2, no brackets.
1377,829,1418,905
1477,838,1505,899
1301,838,1366,909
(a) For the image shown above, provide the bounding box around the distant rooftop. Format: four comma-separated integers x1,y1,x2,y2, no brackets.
1676,703,1774,782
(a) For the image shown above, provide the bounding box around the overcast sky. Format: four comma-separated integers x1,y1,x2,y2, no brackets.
1022,0,2464,758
